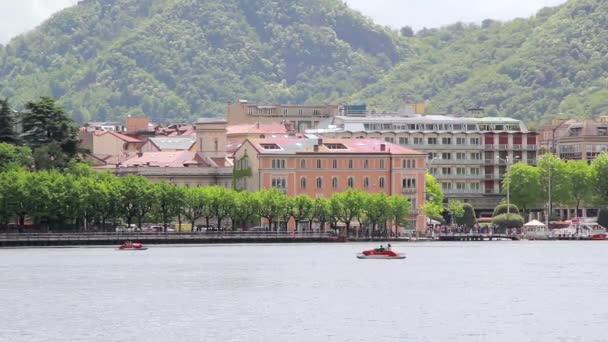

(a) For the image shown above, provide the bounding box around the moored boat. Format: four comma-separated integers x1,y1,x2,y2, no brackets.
553,218,607,240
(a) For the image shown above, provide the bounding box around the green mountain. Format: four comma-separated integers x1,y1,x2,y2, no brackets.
352,0,608,122
0,0,406,122
1,0,608,124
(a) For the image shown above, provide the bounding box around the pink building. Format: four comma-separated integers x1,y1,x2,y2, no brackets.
233,137,428,232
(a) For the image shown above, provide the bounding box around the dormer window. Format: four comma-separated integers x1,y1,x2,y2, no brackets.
260,143,281,150
324,143,347,150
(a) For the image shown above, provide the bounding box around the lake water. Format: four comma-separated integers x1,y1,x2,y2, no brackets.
1,242,607,342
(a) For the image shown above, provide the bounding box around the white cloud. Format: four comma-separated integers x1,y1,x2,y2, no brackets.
0,0,568,45
0,0,79,44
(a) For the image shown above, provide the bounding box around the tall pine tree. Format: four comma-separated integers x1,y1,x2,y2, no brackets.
0,99,18,144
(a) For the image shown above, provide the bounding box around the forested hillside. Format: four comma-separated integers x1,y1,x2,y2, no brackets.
353,0,608,122
1,0,608,124
0,0,406,122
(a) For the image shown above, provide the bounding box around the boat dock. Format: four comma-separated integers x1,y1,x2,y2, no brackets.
438,233,520,241
0,232,340,247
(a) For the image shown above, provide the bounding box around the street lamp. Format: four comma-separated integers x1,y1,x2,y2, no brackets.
496,155,520,225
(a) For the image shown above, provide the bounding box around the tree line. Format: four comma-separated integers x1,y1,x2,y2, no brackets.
0,162,413,236
504,152,608,221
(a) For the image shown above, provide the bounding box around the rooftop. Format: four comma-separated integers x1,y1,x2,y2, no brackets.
119,151,210,168
245,137,425,155
148,136,196,150
227,122,290,135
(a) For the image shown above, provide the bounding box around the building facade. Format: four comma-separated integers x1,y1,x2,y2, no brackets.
540,117,608,161
306,115,538,214
227,101,341,132
233,137,428,232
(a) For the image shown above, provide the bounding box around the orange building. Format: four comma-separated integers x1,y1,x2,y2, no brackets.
233,137,427,232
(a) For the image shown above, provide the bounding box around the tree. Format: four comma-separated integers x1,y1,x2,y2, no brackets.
503,162,542,216
564,160,592,214
257,188,286,231
229,191,259,230
387,195,411,234
592,152,608,206
422,173,444,222
312,197,331,233
183,187,207,231
455,203,476,228
492,213,524,230
20,97,79,168
400,26,414,37
493,203,520,217
364,192,390,238
154,182,184,231
331,189,365,238
448,200,465,220
0,143,33,171
291,194,313,231
538,153,569,214
117,175,153,228
0,99,18,144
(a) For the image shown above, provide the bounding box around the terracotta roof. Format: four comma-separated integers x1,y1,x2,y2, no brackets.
147,137,195,150
227,123,289,135
245,137,425,155
94,130,142,143
119,151,211,168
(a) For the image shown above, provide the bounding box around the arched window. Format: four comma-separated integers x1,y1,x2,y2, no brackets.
300,177,307,189
364,159,369,169
347,177,354,188
363,177,370,188
316,177,323,189
379,177,385,189
300,159,306,169
332,177,338,189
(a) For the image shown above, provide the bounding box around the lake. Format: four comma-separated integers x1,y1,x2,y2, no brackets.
1,242,607,342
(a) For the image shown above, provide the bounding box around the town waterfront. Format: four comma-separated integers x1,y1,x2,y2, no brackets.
1,242,607,342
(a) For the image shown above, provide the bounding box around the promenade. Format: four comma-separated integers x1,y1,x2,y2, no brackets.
0,231,341,247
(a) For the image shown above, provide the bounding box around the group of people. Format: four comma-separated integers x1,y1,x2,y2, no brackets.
374,244,392,252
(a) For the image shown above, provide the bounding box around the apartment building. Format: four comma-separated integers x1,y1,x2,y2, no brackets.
233,137,428,232
538,117,608,161
226,100,340,132
306,115,538,213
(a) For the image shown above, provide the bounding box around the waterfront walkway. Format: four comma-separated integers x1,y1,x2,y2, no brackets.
0,232,340,247
438,233,520,241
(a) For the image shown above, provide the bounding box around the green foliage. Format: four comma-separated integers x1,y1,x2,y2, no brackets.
0,99,18,144
503,162,542,214
455,203,476,228
448,200,465,218
493,204,521,217
591,152,608,204
0,0,406,122
492,213,525,229
422,173,444,221
564,160,593,211
0,143,33,171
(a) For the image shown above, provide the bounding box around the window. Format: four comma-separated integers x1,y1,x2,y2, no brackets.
384,137,395,143
283,108,288,115
456,152,466,160
272,159,286,169
261,143,281,150
470,168,480,176
364,177,370,188
442,167,452,175
316,159,322,169
456,167,466,175
471,183,480,191
456,137,466,145
470,152,481,160
332,159,338,169
399,137,409,145
470,137,481,145
364,160,369,169
403,159,416,168
414,137,424,145
456,183,466,190
442,153,451,160
348,177,354,188
272,178,287,189
429,167,438,176
300,159,306,169
298,108,303,116
348,159,353,169
402,178,416,188
380,160,385,169
442,182,452,190
300,177,307,189
379,177,385,189
316,177,323,189
442,137,452,145
325,143,348,150
313,109,321,116
332,177,339,189
427,137,437,145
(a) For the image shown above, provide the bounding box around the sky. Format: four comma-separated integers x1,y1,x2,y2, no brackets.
0,0,568,45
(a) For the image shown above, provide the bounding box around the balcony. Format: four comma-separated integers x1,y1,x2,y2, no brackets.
443,189,484,195
484,174,494,180
498,144,509,150
484,145,495,151
527,145,538,151
402,187,417,194
513,144,522,151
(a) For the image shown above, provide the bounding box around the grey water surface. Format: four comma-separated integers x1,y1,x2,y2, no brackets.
1,242,607,342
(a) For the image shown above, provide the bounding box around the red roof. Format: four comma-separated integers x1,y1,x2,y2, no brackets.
94,130,142,143
119,151,210,168
227,123,289,136
245,137,425,155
